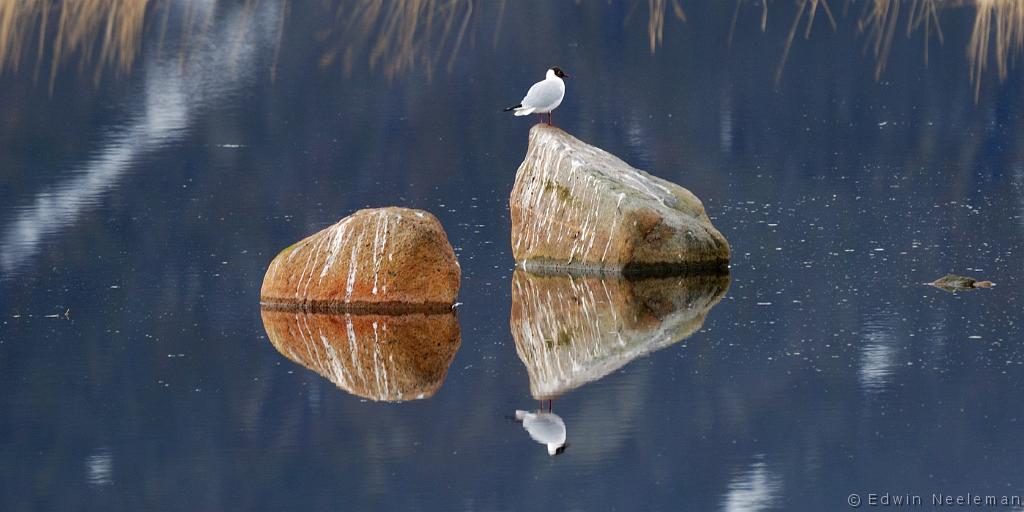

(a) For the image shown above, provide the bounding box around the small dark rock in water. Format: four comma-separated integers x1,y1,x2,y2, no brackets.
928,274,995,292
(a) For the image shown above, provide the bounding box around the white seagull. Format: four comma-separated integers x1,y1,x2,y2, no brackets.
504,67,569,126
515,409,567,455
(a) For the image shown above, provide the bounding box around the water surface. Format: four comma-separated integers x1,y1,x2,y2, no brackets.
1,1,1023,510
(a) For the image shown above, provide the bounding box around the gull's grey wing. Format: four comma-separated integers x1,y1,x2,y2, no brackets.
521,80,563,109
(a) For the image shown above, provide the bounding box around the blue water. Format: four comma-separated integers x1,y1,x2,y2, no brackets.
2,1,1023,510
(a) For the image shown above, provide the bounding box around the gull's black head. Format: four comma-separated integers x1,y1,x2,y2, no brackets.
550,67,569,79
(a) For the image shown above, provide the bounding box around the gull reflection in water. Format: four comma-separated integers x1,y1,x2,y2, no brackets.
509,269,729,454
0,0,282,275
514,403,567,456
260,309,461,402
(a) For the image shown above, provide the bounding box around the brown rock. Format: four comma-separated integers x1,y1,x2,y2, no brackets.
261,207,460,311
510,125,730,273
511,270,729,399
260,309,461,401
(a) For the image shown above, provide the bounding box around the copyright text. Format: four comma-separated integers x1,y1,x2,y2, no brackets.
847,493,1024,508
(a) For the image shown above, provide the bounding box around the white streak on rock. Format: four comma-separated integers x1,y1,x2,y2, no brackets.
600,193,627,262
371,211,392,295
371,321,390,400
322,333,350,389
346,315,365,381
345,231,366,301
511,126,728,271
319,217,353,283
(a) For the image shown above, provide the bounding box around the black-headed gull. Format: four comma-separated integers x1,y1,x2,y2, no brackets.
504,67,569,126
515,408,567,455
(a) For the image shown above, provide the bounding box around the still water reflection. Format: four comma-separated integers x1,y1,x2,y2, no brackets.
1,1,1024,511
512,270,729,399
510,270,727,458
260,309,461,402
0,0,281,273
722,456,783,512
858,310,901,393
513,407,567,456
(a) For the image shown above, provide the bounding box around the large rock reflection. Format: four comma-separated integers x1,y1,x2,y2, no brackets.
260,309,461,402
511,270,729,399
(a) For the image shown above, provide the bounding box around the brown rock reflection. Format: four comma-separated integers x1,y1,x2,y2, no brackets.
260,309,461,402
511,270,729,399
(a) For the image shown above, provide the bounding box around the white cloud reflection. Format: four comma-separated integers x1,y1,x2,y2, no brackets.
0,0,281,275
858,311,901,393
84,447,113,487
722,456,783,512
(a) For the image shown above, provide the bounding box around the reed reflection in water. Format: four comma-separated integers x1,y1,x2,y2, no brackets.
0,0,282,275
0,0,149,89
0,0,240,90
3,0,1022,94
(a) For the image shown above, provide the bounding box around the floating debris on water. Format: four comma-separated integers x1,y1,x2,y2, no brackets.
927,274,995,293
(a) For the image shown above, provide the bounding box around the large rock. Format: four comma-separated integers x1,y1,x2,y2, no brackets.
510,125,730,273
511,269,729,399
260,309,461,401
261,207,460,312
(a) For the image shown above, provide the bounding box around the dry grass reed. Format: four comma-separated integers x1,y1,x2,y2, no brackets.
0,0,150,92
1,0,1021,100
967,0,1024,100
